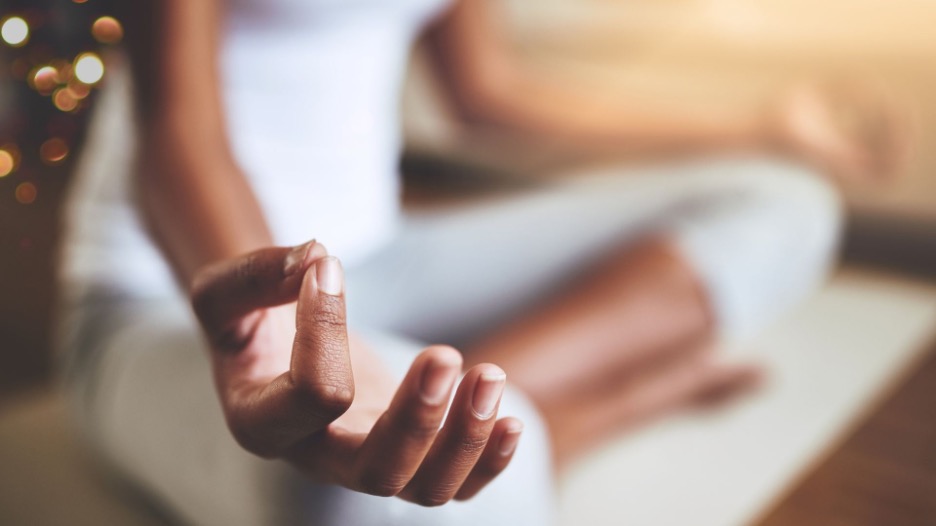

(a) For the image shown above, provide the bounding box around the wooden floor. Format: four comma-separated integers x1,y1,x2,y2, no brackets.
760,337,936,525
1,0,935,523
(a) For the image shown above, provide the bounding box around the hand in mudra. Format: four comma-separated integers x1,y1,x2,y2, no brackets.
768,82,913,184
190,241,523,505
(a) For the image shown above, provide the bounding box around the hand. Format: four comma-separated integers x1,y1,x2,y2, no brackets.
189,241,524,505
766,82,913,184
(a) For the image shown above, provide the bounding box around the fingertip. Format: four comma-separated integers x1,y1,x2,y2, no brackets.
284,240,328,277
467,364,506,420
416,346,462,406
498,417,524,435
468,363,507,385
314,256,344,296
419,345,464,369
495,418,523,458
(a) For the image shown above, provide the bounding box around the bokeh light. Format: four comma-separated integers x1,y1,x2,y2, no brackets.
32,66,60,94
15,182,37,204
74,53,104,85
2,143,21,167
1,16,29,47
53,88,79,112
0,149,14,177
39,138,69,164
92,16,123,44
67,80,91,99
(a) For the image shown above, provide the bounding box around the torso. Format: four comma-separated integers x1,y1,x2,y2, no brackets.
60,0,452,297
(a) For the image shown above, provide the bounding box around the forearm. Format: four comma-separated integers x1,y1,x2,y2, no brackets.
461,73,769,154
118,0,272,285
427,0,770,156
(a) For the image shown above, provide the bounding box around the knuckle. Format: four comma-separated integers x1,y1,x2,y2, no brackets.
413,486,457,507
457,434,490,457
188,270,217,323
235,254,263,293
292,378,354,419
357,472,408,498
396,409,441,440
309,307,346,330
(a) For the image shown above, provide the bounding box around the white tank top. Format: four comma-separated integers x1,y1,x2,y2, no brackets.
60,0,451,297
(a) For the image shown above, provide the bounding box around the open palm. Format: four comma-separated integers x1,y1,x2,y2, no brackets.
190,241,525,505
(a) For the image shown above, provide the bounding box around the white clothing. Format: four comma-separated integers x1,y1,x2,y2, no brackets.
56,0,844,524
60,0,450,299
59,81,841,525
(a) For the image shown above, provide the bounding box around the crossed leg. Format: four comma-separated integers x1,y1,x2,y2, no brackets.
346,155,843,467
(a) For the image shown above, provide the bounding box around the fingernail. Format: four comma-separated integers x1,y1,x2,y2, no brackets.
315,256,344,296
472,370,506,419
498,425,523,457
420,361,459,406
284,240,317,276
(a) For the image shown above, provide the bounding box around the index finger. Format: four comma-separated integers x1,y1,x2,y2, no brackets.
190,240,326,347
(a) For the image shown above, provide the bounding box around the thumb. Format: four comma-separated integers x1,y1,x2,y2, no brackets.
289,255,355,420
190,240,326,347
231,256,355,457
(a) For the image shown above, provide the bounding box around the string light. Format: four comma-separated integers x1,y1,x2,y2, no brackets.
15,182,37,204
74,52,104,84
1,16,28,47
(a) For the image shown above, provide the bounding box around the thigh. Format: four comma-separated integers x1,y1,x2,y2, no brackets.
344,154,830,345
65,296,556,526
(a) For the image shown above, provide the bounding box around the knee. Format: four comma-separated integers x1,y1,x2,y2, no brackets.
676,158,845,339
743,159,844,267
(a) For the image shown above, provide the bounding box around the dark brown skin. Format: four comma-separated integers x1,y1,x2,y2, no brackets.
118,0,523,505
114,0,909,502
425,0,909,177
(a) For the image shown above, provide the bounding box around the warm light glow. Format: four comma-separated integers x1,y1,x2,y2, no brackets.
67,81,91,99
53,88,79,112
74,53,104,84
40,138,69,164
2,143,21,166
1,17,29,47
15,182,37,205
11,58,30,79
33,66,60,94
92,16,123,44
0,150,14,177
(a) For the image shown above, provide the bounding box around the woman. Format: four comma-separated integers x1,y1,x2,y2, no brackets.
58,0,903,524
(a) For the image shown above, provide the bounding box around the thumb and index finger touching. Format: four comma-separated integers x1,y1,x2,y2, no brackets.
189,240,355,456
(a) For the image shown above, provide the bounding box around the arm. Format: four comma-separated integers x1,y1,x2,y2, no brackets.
425,0,767,156
425,0,910,179
118,0,270,284
115,2,522,503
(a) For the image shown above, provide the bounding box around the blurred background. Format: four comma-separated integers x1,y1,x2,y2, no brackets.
1,0,935,524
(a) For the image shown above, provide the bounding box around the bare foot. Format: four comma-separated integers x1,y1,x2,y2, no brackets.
537,342,762,468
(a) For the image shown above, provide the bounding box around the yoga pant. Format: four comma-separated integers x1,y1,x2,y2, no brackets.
59,155,841,526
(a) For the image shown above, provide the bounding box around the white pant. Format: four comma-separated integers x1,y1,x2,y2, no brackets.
60,155,841,526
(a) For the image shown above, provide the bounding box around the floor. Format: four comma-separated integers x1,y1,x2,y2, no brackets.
1,268,934,525
761,340,936,525
1,0,936,523
558,269,936,525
